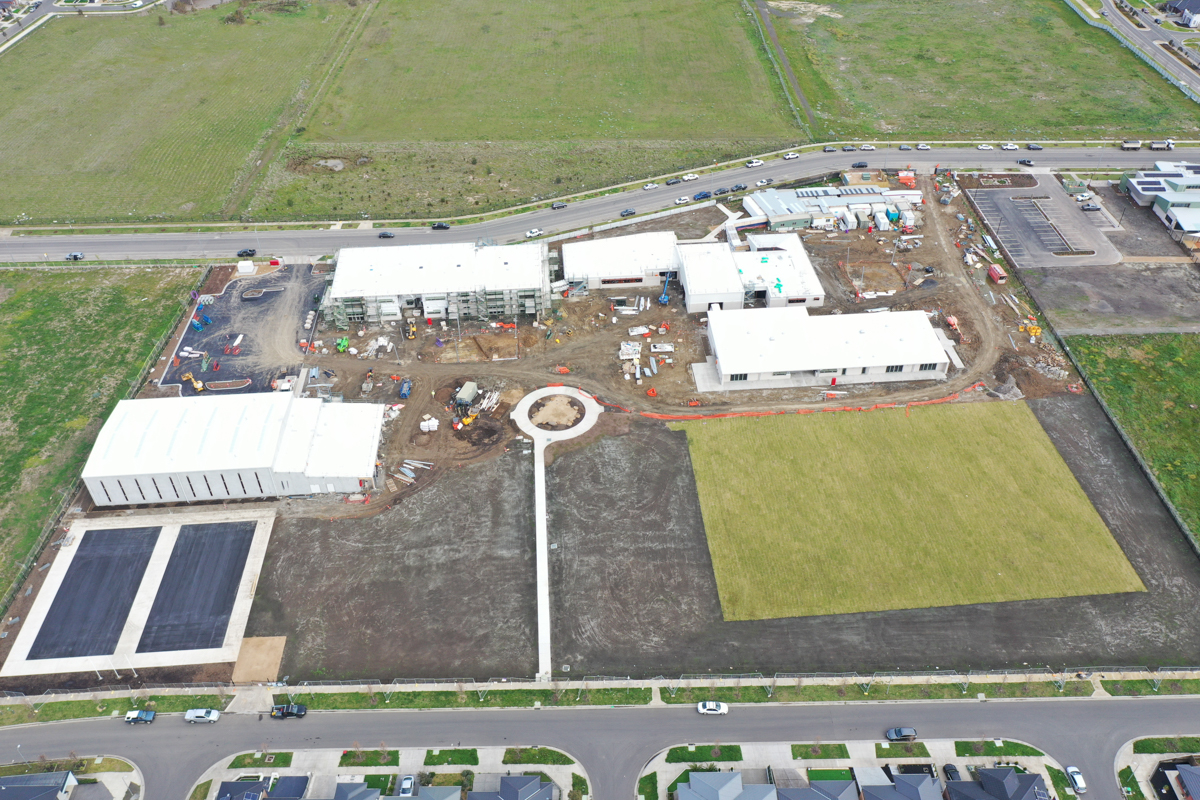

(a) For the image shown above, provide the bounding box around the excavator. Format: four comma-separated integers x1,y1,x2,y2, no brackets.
180,372,205,392
406,320,417,340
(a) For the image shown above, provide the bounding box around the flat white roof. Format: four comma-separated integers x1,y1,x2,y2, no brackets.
330,242,546,299
562,231,679,280
82,394,382,479
709,306,948,374
677,243,743,298
740,233,824,298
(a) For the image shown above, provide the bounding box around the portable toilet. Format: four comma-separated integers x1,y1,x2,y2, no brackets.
988,263,1008,285
887,207,900,223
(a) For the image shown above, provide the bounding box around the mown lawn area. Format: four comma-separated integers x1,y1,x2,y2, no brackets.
638,772,658,800
573,774,589,796
955,741,1043,757
229,752,293,769
792,744,850,759
0,268,198,601
0,2,350,223
1133,736,1200,753
1068,334,1200,533
1120,767,1146,800
424,750,479,767
771,0,1200,140
0,758,132,778
502,748,574,765
338,749,398,767
662,680,1093,704
808,769,854,781
671,403,1143,620
0,694,225,727
666,745,742,763
877,743,930,759
1105,679,1200,696
1047,766,1073,800
273,687,650,710
255,0,796,219
189,780,212,800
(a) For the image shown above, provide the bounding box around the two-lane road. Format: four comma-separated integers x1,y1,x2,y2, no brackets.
2,697,1197,800
3,146,1195,263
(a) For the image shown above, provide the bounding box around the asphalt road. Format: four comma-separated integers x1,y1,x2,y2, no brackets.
4,147,1197,264
2,697,1198,800
1098,0,1200,88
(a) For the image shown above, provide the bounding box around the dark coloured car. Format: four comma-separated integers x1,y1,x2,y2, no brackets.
124,710,156,724
714,187,730,196
899,144,913,151
1027,143,1044,150
851,161,868,169
1017,159,1035,166
551,201,568,210
270,704,307,719
842,145,857,151
378,231,395,238
693,191,712,200
1081,203,1101,211
665,177,683,186
823,146,837,153
885,727,917,742
430,222,450,230
620,208,636,217
236,248,256,257
943,765,961,782
731,183,748,192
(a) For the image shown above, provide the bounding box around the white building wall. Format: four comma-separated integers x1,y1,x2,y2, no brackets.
686,291,744,314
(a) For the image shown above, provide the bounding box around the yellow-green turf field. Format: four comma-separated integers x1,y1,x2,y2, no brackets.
671,401,1144,620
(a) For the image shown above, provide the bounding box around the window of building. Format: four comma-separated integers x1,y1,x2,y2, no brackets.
919,363,939,371
886,365,904,373
601,277,643,285
818,368,838,374
772,371,789,376
788,297,807,304
862,367,869,374
729,373,748,381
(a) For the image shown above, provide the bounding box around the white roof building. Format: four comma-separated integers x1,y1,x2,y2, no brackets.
692,306,953,392
677,243,746,313
327,242,551,321
82,393,385,506
738,233,825,307
562,232,680,289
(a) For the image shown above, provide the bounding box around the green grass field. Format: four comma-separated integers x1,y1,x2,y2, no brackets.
671,402,1144,620
0,267,197,604
772,0,1200,140
0,1,352,223
1067,335,1200,534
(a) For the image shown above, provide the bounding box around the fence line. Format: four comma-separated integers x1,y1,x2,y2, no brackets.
741,0,807,134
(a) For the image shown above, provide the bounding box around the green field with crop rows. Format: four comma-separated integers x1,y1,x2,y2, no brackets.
673,402,1144,620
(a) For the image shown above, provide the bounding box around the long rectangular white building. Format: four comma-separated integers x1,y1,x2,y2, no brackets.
691,306,952,392
326,242,551,324
82,394,384,506
562,232,679,289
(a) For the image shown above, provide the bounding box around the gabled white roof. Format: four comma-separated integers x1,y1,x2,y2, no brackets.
562,231,679,280
330,242,547,299
709,306,947,374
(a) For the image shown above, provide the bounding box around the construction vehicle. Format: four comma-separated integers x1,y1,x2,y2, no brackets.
398,378,413,399
406,320,417,340
181,372,204,392
336,336,350,353
657,321,671,335
658,273,674,305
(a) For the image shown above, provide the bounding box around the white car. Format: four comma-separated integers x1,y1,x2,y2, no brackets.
184,708,220,724
1001,143,1018,150
1065,767,1087,794
977,144,994,150
782,152,799,160
682,173,699,181
398,776,417,797
1074,192,1092,202
525,228,543,238
860,144,876,151
917,143,931,150
643,183,659,190
130,1,143,6
697,701,728,715
755,178,773,187
674,196,690,205
746,159,765,168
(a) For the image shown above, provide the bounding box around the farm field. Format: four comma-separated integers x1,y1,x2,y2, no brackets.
671,402,1144,620
251,0,796,219
1067,334,1200,533
0,267,198,605
0,1,352,224
770,0,1200,140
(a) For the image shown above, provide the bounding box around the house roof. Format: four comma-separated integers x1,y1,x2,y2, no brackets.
861,776,941,800
1177,764,1200,800
1168,0,1200,13
271,776,310,799
0,772,75,800
217,779,270,800
708,306,948,375
421,788,464,800
330,242,547,299
677,772,747,800
777,781,858,800
946,768,1048,800
333,784,381,800
468,775,553,800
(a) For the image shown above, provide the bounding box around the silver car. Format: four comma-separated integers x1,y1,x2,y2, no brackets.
184,708,220,723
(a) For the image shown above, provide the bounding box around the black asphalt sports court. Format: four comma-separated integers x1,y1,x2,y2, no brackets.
137,521,256,652
27,527,161,660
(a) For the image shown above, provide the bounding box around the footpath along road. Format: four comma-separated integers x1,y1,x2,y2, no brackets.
1,146,1196,263
1,697,1198,800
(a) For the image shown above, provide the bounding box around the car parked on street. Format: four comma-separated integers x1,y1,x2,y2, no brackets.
185,709,220,724
666,178,683,186
693,191,712,200
860,144,876,151
525,228,543,238
674,196,690,205
842,145,856,151
682,173,699,181
643,183,659,190
270,704,307,719
697,701,728,715
714,187,730,196
746,159,765,167
885,727,917,741
1066,767,1087,794
620,208,636,217
124,710,156,724
236,248,256,257
783,152,799,160
731,183,748,192
755,178,774,187
378,231,395,238
1018,159,1035,166
431,222,450,230
823,146,837,152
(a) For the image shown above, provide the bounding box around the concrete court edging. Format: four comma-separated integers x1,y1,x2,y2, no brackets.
510,387,604,681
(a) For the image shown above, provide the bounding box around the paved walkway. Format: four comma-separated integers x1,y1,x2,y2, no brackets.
510,387,604,680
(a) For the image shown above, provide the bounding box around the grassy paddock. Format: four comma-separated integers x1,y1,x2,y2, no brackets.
0,268,197,598
671,403,1143,620
0,2,351,223
771,0,1200,140
1068,335,1200,533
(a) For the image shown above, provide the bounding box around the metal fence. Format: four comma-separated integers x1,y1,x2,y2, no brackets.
740,0,807,134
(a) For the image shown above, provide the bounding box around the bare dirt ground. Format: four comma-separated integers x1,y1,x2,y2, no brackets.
546,401,1200,675
246,451,537,680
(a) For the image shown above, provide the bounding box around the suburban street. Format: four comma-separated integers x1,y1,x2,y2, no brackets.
1,697,1197,800
1097,0,1200,88
2,146,1197,264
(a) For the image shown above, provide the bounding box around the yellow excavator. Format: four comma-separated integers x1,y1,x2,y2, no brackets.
181,372,205,392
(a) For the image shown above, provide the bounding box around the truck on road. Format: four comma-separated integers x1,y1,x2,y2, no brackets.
1121,140,1143,150
1149,139,1176,151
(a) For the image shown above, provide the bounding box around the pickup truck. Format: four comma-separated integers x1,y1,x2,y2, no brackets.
270,704,307,719
124,710,156,724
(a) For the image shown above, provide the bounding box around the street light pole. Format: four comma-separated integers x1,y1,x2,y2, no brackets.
16,744,28,767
